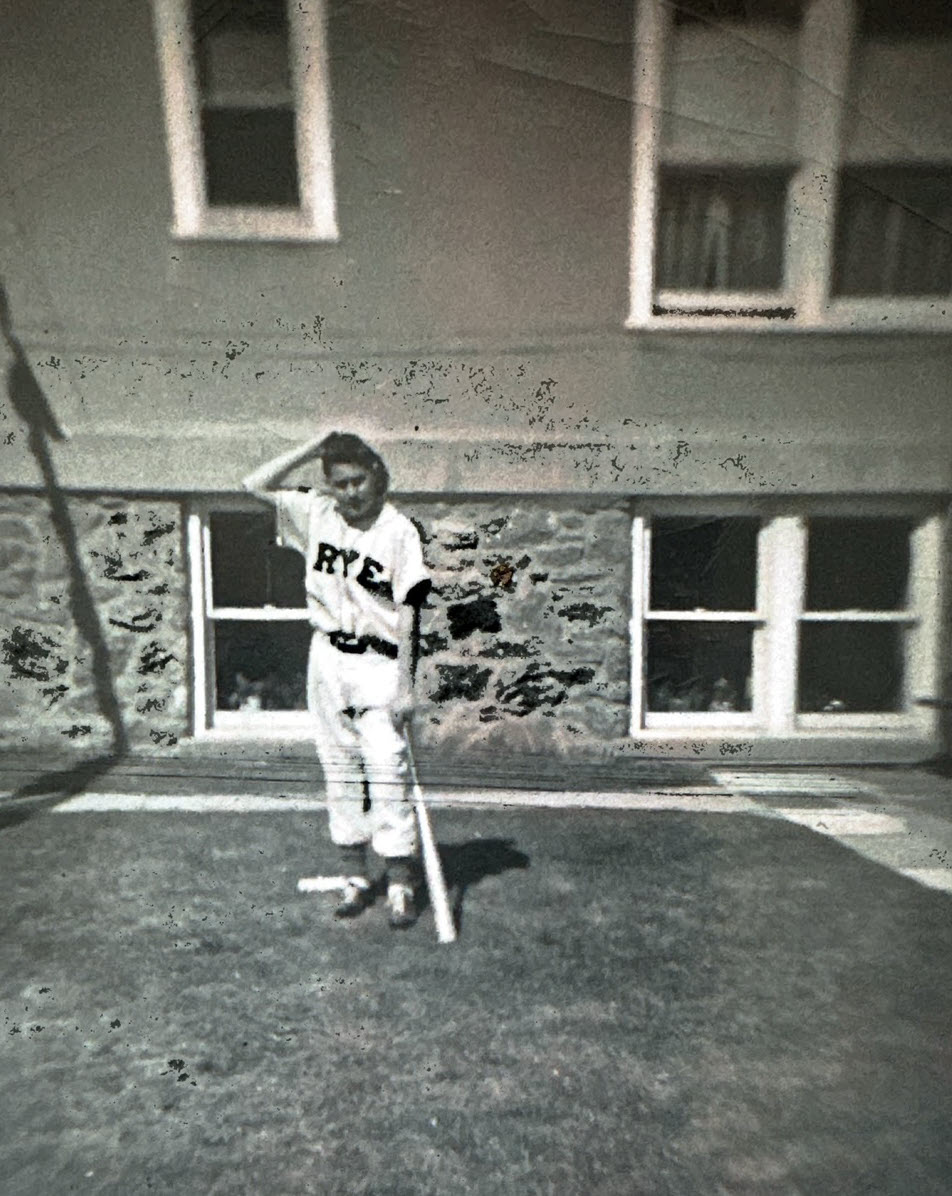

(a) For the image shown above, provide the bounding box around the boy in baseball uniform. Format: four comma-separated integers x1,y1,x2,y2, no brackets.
243,432,431,928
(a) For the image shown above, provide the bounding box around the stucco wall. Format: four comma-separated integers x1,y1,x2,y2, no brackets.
1,0,950,496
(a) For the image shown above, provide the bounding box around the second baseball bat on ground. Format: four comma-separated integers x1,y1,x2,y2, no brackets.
404,731,456,944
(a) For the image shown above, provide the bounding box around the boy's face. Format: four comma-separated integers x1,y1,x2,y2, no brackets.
326,461,381,526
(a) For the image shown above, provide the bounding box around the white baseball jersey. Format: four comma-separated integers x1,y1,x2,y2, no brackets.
274,490,430,645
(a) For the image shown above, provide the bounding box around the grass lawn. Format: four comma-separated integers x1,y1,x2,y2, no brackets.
1,803,951,1195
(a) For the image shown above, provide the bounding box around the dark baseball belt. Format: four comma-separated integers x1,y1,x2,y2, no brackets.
326,630,399,659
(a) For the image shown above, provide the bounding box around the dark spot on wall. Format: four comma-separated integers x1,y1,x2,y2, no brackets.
417,631,449,657
108,513,128,525
142,521,176,546
148,583,170,596
479,516,509,535
443,531,479,551
429,663,492,703
495,664,595,716
438,581,483,602
1,626,68,681
109,609,162,634
489,560,515,589
138,642,176,674
62,724,92,738
530,573,549,584
446,596,502,640
100,552,151,583
42,684,69,708
149,729,179,747
556,602,612,627
479,706,500,722
477,639,541,660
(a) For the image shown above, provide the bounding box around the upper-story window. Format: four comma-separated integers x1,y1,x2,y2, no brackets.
153,0,338,241
629,0,952,329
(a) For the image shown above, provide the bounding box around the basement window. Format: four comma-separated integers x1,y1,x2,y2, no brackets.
631,506,943,739
188,504,311,733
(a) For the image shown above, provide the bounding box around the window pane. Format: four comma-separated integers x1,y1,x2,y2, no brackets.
192,0,293,105
650,517,759,611
201,107,300,207
214,620,309,711
656,169,788,291
805,518,911,611
832,168,952,297
857,0,952,38
209,511,305,608
841,13,952,171
672,0,801,25
662,8,801,165
798,623,904,713
647,622,753,713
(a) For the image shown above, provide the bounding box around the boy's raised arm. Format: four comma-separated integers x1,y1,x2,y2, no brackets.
241,432,329,501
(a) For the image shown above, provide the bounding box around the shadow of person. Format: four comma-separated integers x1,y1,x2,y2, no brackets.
0,280,128,824
11,753,119,801
0,754,120,831
417,838,531,937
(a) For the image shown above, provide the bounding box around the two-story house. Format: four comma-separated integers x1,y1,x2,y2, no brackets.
1,0,950,767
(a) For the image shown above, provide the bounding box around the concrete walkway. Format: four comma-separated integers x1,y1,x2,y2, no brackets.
3,752,952,895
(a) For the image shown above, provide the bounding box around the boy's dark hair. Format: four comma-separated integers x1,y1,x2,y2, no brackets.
318,431,389,492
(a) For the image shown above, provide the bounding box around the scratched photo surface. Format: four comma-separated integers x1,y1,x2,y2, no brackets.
2,1,952,1193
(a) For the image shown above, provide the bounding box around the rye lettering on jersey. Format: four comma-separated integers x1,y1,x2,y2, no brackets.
314,541,394,601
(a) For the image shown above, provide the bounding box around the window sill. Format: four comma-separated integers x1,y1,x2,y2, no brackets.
197,712,313,740
627,299,952,333
171,209,338,244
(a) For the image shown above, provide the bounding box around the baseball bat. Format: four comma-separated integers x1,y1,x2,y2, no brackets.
404,731,456,944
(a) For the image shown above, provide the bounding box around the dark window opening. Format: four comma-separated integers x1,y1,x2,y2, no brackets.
672,0,801,25
832,168,952,297
805,517,912,611
798,623,905,713
190,0,300,209
201,108,299,207
656,167,790,291
650,517,759,611
209,511,305,609
857,0,952,39
647,622,754,713
214,620,309,712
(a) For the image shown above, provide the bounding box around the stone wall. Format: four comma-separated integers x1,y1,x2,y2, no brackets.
0,492,189,752
0,490,633,758
406,498,633,757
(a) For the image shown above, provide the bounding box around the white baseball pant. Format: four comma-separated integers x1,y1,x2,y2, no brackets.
307,631,418,859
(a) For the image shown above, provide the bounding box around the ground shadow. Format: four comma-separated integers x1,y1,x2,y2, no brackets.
0,753,118,830
0,281,128,806
9,753,120,803
417,837,531,936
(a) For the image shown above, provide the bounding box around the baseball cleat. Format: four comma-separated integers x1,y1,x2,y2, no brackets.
335,878,372,919
386,883,417,929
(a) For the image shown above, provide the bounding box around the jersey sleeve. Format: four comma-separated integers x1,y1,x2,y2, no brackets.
272,489,313,556
393,518,432,606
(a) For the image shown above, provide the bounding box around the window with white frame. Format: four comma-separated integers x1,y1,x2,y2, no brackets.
153,0,337,241
629,0,952,329
630,506,943,736
188,504,311,732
